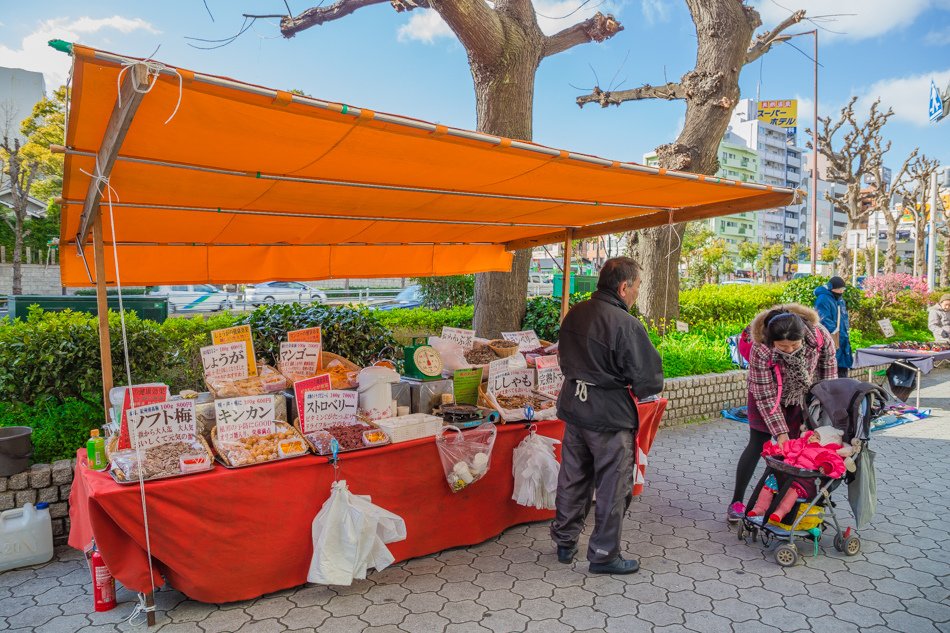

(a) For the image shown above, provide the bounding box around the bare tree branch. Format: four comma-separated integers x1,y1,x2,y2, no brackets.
577,81,685,108
277,0,426,37
543,12,623,58
745,10,807,64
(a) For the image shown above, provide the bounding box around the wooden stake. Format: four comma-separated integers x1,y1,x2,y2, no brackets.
560,228,573,322
92,211,114,413
146,591,156,626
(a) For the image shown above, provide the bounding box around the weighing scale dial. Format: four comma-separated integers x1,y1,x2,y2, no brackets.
413,346,444,377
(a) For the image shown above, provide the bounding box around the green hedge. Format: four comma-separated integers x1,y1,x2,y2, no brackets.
0,398,103,464
679,284,785,326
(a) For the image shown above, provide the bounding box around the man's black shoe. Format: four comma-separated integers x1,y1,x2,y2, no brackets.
556,545,577,564
589,556,640,575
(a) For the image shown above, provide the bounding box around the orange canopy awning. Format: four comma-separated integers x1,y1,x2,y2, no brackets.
59,45,798,287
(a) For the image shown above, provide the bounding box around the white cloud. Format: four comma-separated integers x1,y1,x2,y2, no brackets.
0,16,159,89
925,27,950,45
640,0,670,25
755,0,948,41
857,68,950,126
397,1,624,43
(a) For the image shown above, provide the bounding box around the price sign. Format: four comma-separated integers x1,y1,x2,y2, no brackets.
502,330,542,352
489,368,535,396
294,374,332,422
535,356,564,398
288,327,322,344
878,318,896,338
302,390,359,433
127,400,197,450
453,368,483,406
441,327,476,350
676,321,689,333
201,342,250,382
214,395,276,442
279,342,322,377
117,384,169,450
488,358,510,381
212,325,257,376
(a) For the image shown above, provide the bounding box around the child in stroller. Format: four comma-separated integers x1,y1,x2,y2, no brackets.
738,378,882,567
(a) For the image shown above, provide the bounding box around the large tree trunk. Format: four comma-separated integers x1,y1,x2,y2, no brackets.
634,0,756,328
914,219,927,278
941,235,950,288
884,219,899,274
470,27,543,337
12,217,23,296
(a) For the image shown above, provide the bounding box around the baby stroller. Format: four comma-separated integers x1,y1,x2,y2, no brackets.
737,379,886,567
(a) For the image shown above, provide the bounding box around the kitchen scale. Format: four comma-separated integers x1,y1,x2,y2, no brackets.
403,337,444,381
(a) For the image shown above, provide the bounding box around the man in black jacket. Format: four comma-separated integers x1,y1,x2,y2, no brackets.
551,257,663,574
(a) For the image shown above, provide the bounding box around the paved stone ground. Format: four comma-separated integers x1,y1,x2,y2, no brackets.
3,370,949,633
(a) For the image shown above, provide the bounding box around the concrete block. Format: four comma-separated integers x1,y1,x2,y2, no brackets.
49,501,68,518
30,464,52,489
51,460,73,485
37,486,59,504
15,489,37,505
59,484,72,500
0,491,14,511
8,471,28,490
0,476,6,492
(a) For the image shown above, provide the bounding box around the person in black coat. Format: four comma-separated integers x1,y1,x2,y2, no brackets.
551,257,663,575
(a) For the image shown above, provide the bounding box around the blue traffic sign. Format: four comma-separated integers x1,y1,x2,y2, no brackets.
930,80,944,122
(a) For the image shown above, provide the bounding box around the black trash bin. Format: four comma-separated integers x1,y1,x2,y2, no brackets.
0,427,33,476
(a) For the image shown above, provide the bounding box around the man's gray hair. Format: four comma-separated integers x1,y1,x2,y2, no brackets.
597,257,641,292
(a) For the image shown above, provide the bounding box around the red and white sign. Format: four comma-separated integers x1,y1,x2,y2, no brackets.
127,400,197,450
117,384,169,450
294,374,332,422
302,390,359,433
214,395,276,442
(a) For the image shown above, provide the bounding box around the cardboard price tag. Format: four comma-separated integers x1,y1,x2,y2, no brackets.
501,330,542,352
288,327,322,344
201,342,250,382
878,318,896,338
488,358,510,382
302,390,359,433
117,384,169,450
441,327,476,350
127,400,197,450
214,395,276,442
535,357,564,397
453,368,483,406
489,368,535,396
279,342,322,377
212,325,257,376
294,374,333,423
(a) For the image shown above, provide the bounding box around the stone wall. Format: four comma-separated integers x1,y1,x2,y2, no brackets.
0,459,74,545
661,370,748,427
0,264,64,296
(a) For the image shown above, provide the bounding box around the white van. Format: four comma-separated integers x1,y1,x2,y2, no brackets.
149,285,234,313
528,273,554,297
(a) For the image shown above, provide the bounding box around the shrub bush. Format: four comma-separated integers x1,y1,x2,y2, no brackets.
375,306,474,333
412,275,474,309
522,293,590,342
679,284,785,326
0,397,103,464
779,276,863,313
238,303,398,367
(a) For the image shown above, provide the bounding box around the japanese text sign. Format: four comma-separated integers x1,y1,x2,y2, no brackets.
878,318,896,338
535,356,564,398
288,327,322,344
117,384,169,450
756,99,797,129
211,325,257,376
488,358,510,382
127,400,197,450
201,342,250,383
279,342,322,377
501,330,541,352
293,374,332,422
441,327,476,350
214,395,276,442
489,368,535,396
302,390,359,433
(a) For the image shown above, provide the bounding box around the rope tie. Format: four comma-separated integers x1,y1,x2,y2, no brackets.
127,593,157,626
574,380,595,403
116,59,183,125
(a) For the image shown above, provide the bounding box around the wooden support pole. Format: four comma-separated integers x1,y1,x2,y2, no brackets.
560,228,573,322
92,211,113,416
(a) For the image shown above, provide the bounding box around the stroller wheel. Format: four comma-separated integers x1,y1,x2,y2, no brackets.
843,535,861,556
737,525,745,541
833,534,844,552
774,544,799,567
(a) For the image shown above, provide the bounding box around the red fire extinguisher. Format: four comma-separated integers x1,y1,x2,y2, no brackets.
91,550,117,612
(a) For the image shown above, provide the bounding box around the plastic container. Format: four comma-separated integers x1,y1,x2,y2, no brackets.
86,430,107,471
0,427,32,476
357,367,401,422
0,503,54,572
374,413,444,443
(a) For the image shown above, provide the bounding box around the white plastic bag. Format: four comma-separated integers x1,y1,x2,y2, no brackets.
307,480,407,585
512,428,561,510
436,424,497,493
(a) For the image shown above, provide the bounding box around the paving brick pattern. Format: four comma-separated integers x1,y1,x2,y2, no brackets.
2,371,949,632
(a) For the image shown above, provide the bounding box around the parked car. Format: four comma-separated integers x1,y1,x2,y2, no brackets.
720,279,754,285
244,281,327,306
375,285,423,311
528,273,554,297
149,285,234,313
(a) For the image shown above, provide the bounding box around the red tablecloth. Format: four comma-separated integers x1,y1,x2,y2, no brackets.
69,420,565,603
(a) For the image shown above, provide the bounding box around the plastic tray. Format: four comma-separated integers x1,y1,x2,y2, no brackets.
373,413,444,443
213,451,309,469
108,463,214,485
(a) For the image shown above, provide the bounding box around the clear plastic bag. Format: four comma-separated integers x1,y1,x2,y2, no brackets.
511,427,561,510
436,423,497,493
207,365,288,399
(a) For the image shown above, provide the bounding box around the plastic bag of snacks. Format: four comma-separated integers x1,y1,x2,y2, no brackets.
435,423,497,493
212,422,308,467
207,365,289,399
110,436,213,481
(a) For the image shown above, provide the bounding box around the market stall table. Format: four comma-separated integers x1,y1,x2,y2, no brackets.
853,346,950,407
70,420,564,603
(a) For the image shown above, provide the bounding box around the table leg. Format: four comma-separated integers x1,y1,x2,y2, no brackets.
916,368,922,411
146,591,156,626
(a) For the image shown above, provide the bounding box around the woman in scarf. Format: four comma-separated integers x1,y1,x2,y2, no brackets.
727,304,838,523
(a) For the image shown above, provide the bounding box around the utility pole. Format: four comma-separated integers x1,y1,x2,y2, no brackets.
928,169,938,290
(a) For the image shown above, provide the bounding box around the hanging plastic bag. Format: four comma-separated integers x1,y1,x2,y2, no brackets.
511,426,560,510
436,424,497,493
307,480,407,585
848,446,877,529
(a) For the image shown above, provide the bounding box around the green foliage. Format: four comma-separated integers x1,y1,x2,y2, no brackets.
652,330,736,378
522,293,590,342
238,303,398,366
20,85,66,201
376,306,473,334
411,275,475,309
0,201,62,257
679,284,785,326
779,276,862,312
0,397,102,464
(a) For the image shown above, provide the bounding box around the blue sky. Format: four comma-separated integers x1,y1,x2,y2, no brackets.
1,0,949,173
